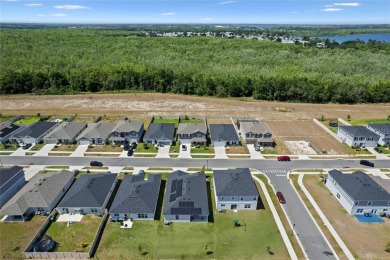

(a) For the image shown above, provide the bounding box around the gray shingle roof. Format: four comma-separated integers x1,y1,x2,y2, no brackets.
0,122,23,138
163,171,209,216
44,122,87,141
0,170,74,216
239,120,272,134
12,121,57,139
177,123,207,135
58,173,117,208
209,124,239,142
328,170,390,201
213,168,259,197
339,126,380,138
143,123,175,141
0,166,24,194
77,123,116,140
368,124,390,134
110,174,161,214
112,120,143,133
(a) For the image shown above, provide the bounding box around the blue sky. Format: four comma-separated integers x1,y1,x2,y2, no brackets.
0,0,389,24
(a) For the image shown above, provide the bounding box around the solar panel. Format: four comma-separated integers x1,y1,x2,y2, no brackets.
179,201,194,208
170,179,177,193
176,179,183,197
171,207,202,215
169,193,176,202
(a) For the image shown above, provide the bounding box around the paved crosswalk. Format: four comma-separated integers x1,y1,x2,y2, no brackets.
262,169,288,175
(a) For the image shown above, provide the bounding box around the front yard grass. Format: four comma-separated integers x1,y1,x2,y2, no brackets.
152,118,179,128
86,145,122,152
225,145,249,154
169,141,180,153
96,176,290,259
52,144,78,152
48,152,70,156
134,143,158,153
13,116,41,125
191,144,214,154
378,146,390,154
30,143,45,151
342,143,372,155
45,215,102,252
0,143,19,151
0,215,46,260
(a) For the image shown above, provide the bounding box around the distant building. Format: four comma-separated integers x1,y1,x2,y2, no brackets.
76,123,116,145
9,121,58,144
0,122,26,143
177,123,207,145
209,124,239,147
109,120,144,145
367,124,390,146
337,126,380,148
143,123,175,145
237,120,274,147
43,122,87,144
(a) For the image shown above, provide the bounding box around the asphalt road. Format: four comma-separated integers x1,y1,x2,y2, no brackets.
1,155,389,259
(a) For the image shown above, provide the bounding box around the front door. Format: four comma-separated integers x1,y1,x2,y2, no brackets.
231,204,237,210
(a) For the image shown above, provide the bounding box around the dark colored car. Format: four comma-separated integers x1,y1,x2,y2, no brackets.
22,143,32,150
277,156,291,161
181,144,187,151
360,160,374,167
276,192,286,204
374,147,383,154
130,142,137,149
90,161,103,167
123,143,130,151
127,148,134,156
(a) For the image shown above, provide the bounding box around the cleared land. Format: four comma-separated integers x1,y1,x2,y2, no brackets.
303,174,390,259
0,216,46,260
267,120,350,155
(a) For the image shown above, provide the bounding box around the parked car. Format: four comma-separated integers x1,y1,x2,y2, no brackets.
277,156,291,161
360,160,374,167
181,144,187,151
130,142,137,149
123,143,130,151
276,191,286,204
374,147,383,154
90,161,103,167
22,143,32,150
139,170,145,175
127,149,134,157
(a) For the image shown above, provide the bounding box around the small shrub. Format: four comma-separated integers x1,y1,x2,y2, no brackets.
385,242,390,253
88,145,93,148
143,143,148,149
80,243,89,248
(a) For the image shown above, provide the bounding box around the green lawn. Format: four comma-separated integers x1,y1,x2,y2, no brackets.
342,143,372,155
191,145,214,154
349,118,390,126
13,116,41,125
96,176,289,259
180,119,204,123
30,143,45,151
52,144,78,151
134,143,158,153
319,119,339,133
0,116,13,123
45,215,102,252
152,118,179,128
378,146,390,154
169,141,180,153
0,143,19,151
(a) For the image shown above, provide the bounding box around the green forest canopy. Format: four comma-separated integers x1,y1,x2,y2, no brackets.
0,27,389,103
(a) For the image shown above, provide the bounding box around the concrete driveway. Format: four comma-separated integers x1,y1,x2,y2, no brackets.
214,146,228,159
247,144,265,159
24,165,45,180
178,144,192,158
155,145,170,158
33,144,56,156
11,145,32,156
70,144,88,157
367,147,389,159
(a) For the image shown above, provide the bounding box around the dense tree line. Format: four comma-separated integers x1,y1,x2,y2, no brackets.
0,28,389,103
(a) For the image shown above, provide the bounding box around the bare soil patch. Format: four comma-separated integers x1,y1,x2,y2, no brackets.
225,145,249,154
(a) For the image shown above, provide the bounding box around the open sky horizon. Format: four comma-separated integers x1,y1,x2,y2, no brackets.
0,0,389,24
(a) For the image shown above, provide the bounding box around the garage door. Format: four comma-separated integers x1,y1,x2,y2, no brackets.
158,140,172,146
78,140,90,145
213,141,226,147
179,139,191,144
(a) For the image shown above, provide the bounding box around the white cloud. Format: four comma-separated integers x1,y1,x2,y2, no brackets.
159,12,175,16
54,5,88,10
324,4,334,7
321,8,343,12
201,17,212,21
3,0,19,2
334,2,361,6
218,1,236,5
37,14,46,17
290,11,299,14
25,3,43,7
51,13,67,17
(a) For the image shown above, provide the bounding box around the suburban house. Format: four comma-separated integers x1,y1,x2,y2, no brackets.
108,120,145,145
337,126,380,148
0,122,26,143
209,124,239,146
9,121,58,144
177,123,207,145
143,123,175,145
213,168,259,211
163,171,209,223
237,120,274,147
325,169,390,215
57,173,117,215
367,124,390,146
110,173,161,221
76,123,116,145
0,170,74,221
0,166,26,208
43,122,88,144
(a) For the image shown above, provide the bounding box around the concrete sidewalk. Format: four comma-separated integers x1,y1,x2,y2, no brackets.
70,144,88,157
247,144,265,159
33,144,56,156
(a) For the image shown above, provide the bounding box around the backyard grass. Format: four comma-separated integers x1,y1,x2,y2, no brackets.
45,215,102,252
0,215,46,260
134,143,158,153
152,118,179,128
225,145,249,154
0,143,19,150
13,116,41,125
349,118,390,126
30,143,45,151
319,119,340,133
86,145,123,152
73,117,94,123
180,118,204,123
96,177,290,259
52,144,78,151
301,174,390,259
191,145,214,154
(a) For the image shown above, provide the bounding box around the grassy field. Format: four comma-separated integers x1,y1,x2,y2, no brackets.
134,143,158,153
152,118,179,128
96,177,290,259
52,144,78,151
13,116,41,125
45,215,102,252
301,174,390,259
180,118,204,123
349,118,390,126
0,215,46,260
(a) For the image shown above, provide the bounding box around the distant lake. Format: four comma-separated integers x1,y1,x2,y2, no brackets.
312,34,390,43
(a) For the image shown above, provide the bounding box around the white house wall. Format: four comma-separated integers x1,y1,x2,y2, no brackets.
325,176,354,214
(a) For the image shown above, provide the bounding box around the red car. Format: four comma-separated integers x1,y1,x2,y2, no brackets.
276,191,286,204
277,156,291,161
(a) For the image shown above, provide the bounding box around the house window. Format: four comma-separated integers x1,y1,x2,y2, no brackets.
114,214,119,216
240,197,243,201
221,204,226,207
175,215,179,220
354,201,359,205
336,193,340,199
253,196,257,200
244,204,251,208
232,197,235,200
138,213,147,218
91,208,98,213
221,197,224,200
357,209,363,213
368,201,372,205
383,209,388,212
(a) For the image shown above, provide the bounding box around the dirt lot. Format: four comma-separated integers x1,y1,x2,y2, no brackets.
1,93,389,121
303,175,390,259
267,120,350,155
